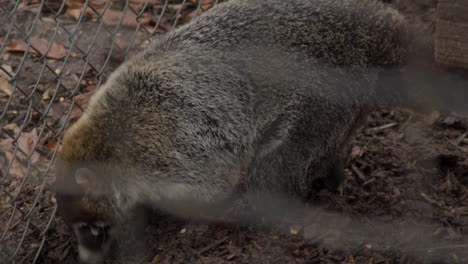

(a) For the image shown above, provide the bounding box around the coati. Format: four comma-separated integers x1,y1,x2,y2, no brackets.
54,0,452,263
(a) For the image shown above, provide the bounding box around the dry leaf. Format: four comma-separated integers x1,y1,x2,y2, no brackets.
188,0,214,12
102,9,152,27
30,37,67,60
182,9,203,23
0,76,12,96
42,87,55,100
67,0,106,9
70,90,94,121
0,138,27,178
424,110,440,125
66,0,152,28
17,128,42,164
5,37,67,60
48,90,96,124
3,123,19,131
4,151,27,178
66,0,106,20
0,137,13,152
48,99,70,120
4,38,29,53
129,0,160,10
188,0,213,5
66,7,86,20
350,145,364,160
289,225,302,235
85,80,98,92
45,140,62,153
0,64,14,80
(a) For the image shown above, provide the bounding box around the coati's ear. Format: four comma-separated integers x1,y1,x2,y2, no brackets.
75,168,93,188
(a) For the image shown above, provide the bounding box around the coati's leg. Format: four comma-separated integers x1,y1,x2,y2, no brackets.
248,141,318,200
308,155,346,193
321,156,346,192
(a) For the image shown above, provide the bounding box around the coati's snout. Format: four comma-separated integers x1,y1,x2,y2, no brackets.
72,221,115,264
55,162,118,264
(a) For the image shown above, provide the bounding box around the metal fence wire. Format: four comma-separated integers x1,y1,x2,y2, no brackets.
0,1,219,263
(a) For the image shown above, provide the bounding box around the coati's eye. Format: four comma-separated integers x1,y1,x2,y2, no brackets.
74,168,93,187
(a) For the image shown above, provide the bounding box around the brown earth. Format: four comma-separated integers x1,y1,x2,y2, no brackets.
1,0,468,263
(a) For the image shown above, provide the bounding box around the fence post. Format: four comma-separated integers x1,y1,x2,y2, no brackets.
435,0,468,69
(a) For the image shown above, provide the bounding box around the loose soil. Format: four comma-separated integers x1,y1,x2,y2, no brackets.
1,0,468,263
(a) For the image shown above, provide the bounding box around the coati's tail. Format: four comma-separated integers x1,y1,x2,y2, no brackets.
376,65,468,115
376,18,468,116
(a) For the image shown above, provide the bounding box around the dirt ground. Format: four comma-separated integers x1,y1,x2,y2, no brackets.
6,107,468,264
45,108,468,264
1,0,468,263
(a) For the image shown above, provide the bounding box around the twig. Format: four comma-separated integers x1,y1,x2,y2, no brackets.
366,122,398,133
409,244,468,251
351,164,366,182
419,192,444,208
455,131,467,146
363,178,375,186
197,236,230,255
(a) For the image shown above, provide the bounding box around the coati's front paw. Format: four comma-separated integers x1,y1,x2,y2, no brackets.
323,169,345,192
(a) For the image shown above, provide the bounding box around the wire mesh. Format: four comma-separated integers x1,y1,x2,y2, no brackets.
0,1,218,263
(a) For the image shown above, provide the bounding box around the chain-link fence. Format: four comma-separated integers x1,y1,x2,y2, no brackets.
0,1,219,262
2,0,468,263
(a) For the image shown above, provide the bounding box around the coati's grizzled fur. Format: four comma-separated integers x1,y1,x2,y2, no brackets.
54,0,436,263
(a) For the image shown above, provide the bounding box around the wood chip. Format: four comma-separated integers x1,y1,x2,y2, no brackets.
197,236,230,255
455,131,467,145
366,122,398,133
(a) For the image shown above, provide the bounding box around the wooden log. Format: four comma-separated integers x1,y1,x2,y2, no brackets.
435,0,468,69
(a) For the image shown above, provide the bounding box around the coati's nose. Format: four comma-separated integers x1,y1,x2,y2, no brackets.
78,244,105,264
73,222,114,264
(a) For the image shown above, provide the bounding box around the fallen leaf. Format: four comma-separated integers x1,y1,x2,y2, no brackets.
43,0,64,12
289,225,302,235
65,0,107,20
4,38,28,53
69,90,95,121
42,87,55,100
48,100,70,120
0,76,12,96
188,0,213,5
5,152,27,178
350,145,364,160
182,9,203,24
0,138,27,178
0,137,13,152
48,90,96,124
67,0,106,9
0,64,14,80
3,123,19,131
84,80,98,92
30,37,67,60
424,111,440,125
65,7,86,20
17,128,42,164
129,0,160,10
154,18,172,32
5,37,67,60
66,0,152,28
196,1,214,12
102,9,152,27
45,140,62,153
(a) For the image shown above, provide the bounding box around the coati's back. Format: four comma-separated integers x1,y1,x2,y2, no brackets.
55,0,421,263
147,0,410,66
